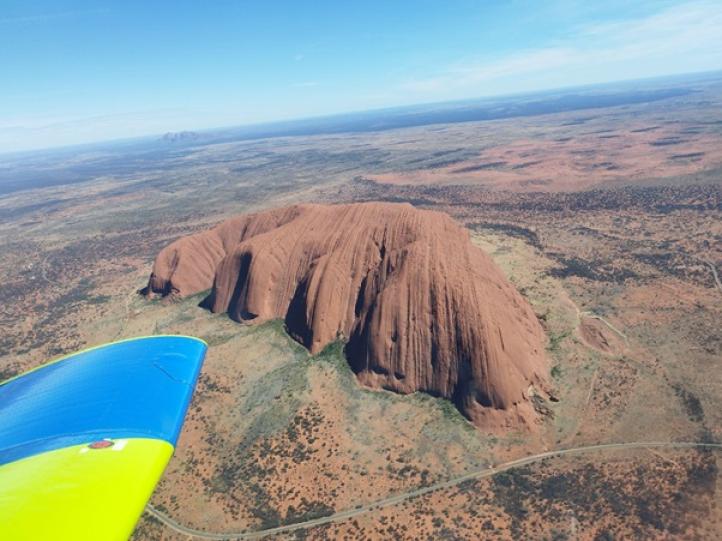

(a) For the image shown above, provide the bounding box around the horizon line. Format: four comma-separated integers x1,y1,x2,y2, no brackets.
2,68,722,158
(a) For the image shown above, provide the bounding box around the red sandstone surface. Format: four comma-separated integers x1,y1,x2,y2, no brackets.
145,202,549,430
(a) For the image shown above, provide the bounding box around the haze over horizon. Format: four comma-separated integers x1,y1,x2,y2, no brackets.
2,0,722,153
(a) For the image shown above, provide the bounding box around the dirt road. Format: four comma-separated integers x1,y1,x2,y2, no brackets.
145,440,722,540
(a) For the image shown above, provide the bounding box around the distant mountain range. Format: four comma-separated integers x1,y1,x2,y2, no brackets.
160,131,201,143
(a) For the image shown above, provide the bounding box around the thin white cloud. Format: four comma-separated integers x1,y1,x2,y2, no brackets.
0,8,109,25
401,0,722,98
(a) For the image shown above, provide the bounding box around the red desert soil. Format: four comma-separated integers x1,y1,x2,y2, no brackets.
578,317,625,355
144,202,549,431
370,131,722,192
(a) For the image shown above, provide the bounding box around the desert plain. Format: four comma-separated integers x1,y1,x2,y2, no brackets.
0,73,721,539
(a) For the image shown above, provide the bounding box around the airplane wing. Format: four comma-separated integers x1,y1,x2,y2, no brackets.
0,335,207,541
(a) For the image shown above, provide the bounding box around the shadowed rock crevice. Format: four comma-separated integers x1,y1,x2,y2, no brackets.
144,202,549,431
284,278,314,349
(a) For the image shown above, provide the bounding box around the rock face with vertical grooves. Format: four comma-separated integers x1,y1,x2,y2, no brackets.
144,202,549,431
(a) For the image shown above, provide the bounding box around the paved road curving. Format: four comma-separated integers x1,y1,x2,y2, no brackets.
145,441,722,540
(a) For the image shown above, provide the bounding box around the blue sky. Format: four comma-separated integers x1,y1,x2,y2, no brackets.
1,0,721,153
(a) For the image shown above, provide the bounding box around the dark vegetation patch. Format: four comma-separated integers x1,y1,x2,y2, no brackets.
351,179,722,214
671,384,705,423
670,152,705,160
590,161,620,171
562,117,596,126
0,198,65,221
421,157,469,169
634,252,677,271
285,501,335,524
452,161,507,173
511,160,542,169
208,403,337,527
630,252,713,284
481,450,718,538
518,178,551,186
492,467,534,535
650,137,687,146
231,163,271,173
0,364,20,382
469,222,542,249
406,148,467,164
86,294,112,305
548,256,637,283
569,225,613,239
